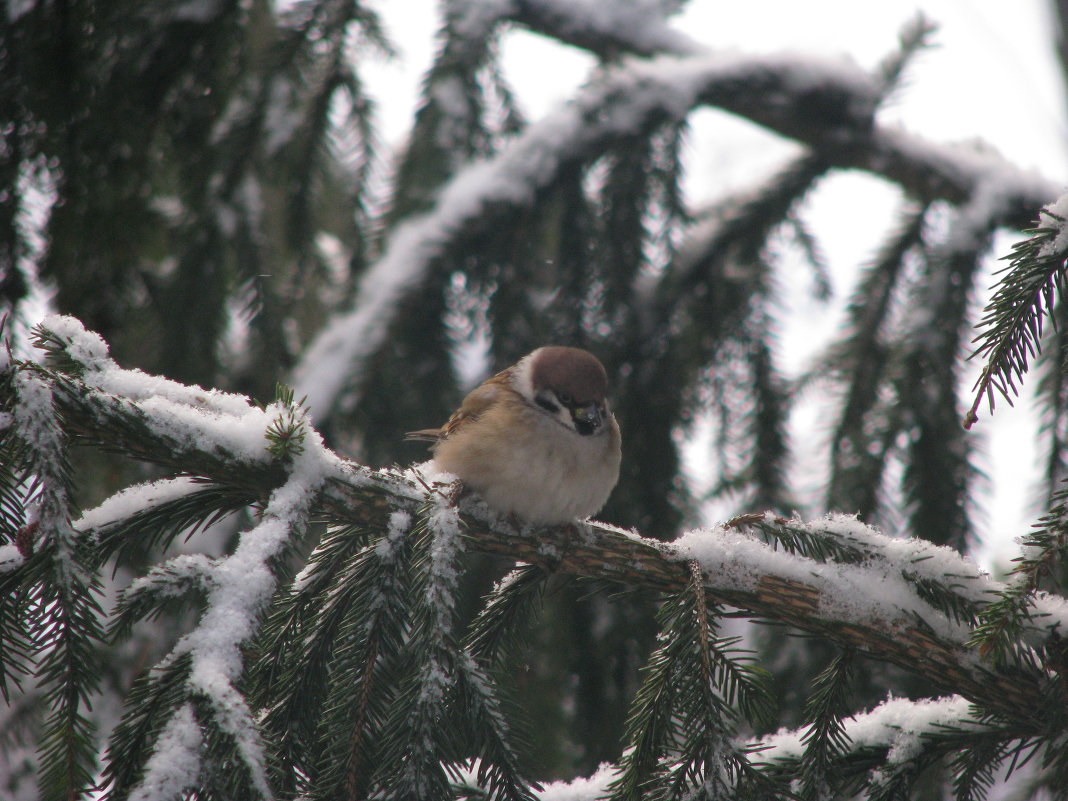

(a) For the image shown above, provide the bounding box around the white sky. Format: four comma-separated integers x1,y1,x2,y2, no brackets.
363,0,1068,568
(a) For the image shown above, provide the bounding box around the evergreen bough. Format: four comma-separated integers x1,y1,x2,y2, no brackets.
2,301,1068,798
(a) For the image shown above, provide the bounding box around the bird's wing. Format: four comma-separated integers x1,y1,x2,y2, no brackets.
440,370,510,437
405,367,513,443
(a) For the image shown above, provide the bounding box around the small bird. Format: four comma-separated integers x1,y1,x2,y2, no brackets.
408,346,622,525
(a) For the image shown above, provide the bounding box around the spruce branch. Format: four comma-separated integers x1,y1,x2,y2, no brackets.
102,653,195,800
874,12,939,102
968,481,1068,663
608,597,684,801
1034,300,1068,502
92,369,335,800
900,232,989,550
108,554,218,643
796,650,856,801
610,562,779,801
381,497,465,799
0,561,32,704
0,367,33,702
466,564,550,664
89,480,254,568
296,36,1059,424
7,348,1057,725
5,365,106,801
0,390,29,545
965,205,1068,429
10,325,1068,797
819,203,928,518
264,383,308,461
253,513,413,800
949,733,1013,801
760,699,1029,801
378,494,537,801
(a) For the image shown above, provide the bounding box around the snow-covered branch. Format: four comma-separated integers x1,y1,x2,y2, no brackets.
293,40,1059,421
506,0,705,58
18,320,1060,733
509,695,996,801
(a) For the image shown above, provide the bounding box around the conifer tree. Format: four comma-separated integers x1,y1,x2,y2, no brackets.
3,2,1068,800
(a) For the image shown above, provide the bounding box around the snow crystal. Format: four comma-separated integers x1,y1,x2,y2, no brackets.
536,762,618,801
1023,588,1068,642
417,660,453,705
36,317,295,466
128,703,203,801
40,314,111,370
76,476,204,537
406,459,456,487
490,567,528,597
376,509,412,561
12,372,57,449
12,370,83,581
671,511,1068,659
674,515,977,643
760,695,976,766
810,513,992,602
452,758,617,801
1038,191,1068,259
0,544,24,574
124,554,217,601
801,514,1068,639
425,495,464,619
41,316,255,417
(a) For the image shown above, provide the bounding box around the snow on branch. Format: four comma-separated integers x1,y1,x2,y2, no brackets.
760,694,980,766
14,322,1061,732
470,696,988,801
505,0,705,58
121,476,313,799
293,37,1059,422
36,315,309,466
293,50,874,420
75,477,206,535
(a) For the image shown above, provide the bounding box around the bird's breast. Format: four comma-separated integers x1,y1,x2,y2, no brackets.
431,402,621,524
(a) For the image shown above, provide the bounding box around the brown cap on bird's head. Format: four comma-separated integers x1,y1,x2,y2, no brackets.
528,346,609,405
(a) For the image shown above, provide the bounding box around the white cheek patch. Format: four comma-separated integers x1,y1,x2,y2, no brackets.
511,349,538,403
554,406,576,431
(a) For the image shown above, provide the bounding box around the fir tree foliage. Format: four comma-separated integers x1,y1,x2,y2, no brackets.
0,343,106,801
5,1,1068,799
966,201,1068,429
969,474,1068,664
2,0,387,396
609,561,777,801
5,314,1068,798
795,649,856,801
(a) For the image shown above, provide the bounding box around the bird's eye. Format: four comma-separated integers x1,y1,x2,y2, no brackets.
557,391,572,405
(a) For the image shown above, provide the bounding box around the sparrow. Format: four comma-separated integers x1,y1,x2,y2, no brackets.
408,346,622,525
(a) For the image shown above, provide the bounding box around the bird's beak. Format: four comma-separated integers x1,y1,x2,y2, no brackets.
572,402,603,430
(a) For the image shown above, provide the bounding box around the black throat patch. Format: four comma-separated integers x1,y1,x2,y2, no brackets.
572,416,597,436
